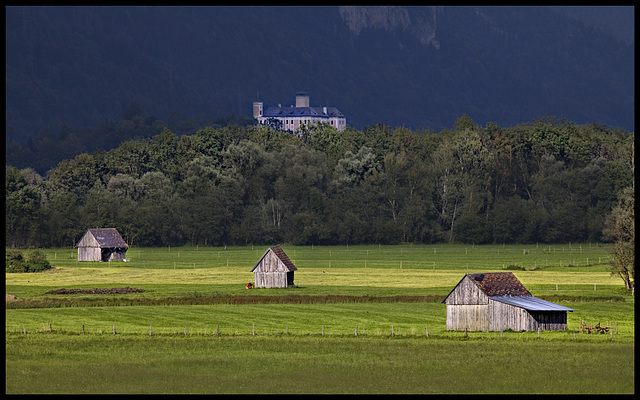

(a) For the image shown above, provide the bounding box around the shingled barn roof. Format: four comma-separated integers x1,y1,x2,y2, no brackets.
466,272,531,297
270,246,297,271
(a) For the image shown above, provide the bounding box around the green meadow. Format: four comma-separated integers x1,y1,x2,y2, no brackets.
5,244,634,394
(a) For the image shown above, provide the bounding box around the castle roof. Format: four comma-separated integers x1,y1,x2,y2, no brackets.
263,106,345,118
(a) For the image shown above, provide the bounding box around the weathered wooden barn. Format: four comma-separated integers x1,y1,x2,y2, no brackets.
76,228,129,262
442,272,573,331
251,246,297,288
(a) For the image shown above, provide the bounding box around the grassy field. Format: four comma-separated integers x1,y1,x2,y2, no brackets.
5,334,633,394
5,244,634,394
32,242,615,271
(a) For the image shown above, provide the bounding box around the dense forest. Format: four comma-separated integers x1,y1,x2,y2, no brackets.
5,115,634,248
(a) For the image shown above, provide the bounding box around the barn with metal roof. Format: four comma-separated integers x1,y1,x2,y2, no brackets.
442,272,574,331
251,245,298,288
76,228,129,262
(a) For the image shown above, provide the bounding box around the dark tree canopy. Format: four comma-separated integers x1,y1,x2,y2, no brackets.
5,116,634,248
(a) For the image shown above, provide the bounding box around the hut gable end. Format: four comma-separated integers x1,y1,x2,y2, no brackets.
443,275,489,305
251,246,297,273
251,246,297,288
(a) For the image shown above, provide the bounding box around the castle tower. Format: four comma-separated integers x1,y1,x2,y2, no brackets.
295,92,309,108
253,101,263,119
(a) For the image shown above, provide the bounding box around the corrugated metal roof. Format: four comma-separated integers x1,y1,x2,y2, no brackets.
88,228,128,248
490,295,574,312
467,272,532,296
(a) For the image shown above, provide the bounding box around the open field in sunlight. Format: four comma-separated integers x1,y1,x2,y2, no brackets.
6,244,633,394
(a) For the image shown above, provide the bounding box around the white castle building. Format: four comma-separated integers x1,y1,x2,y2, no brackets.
253,92,346,133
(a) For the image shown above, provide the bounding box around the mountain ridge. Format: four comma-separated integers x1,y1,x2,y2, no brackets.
5,6,633,149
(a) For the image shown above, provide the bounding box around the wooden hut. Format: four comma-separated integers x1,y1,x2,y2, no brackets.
442,272,573,331
76,228,129,262
251,246,297,288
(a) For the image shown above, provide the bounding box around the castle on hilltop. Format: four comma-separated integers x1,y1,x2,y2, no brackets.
253,92,346,133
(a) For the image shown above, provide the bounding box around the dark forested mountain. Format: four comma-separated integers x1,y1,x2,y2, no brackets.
5,6,634,153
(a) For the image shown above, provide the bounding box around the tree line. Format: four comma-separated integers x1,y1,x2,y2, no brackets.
5,115,634,249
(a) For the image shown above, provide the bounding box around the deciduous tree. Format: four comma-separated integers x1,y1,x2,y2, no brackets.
603,186,634,294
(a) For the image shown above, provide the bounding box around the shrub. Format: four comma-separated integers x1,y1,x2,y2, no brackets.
5,250,51,273
26,250,51,272
5,250,26,273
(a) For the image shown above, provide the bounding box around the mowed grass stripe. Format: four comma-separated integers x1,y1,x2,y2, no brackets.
5,267,622,288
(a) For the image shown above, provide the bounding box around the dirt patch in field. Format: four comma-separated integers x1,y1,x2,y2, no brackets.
45,287,145,295
6,294,18,302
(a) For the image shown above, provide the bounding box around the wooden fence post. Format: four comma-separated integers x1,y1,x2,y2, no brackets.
252,323,255,336
150,325,152,335
113,324,116,335
391,324,394,337
426,326,429,337
82,324,85,335
322,325,324,336
355,325,358,336
217,324,220,336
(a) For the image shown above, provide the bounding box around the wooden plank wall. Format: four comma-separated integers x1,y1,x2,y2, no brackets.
253,251,289,288
488,301,533,331
78,247,101,262
446,304,489,331
254,271,287,288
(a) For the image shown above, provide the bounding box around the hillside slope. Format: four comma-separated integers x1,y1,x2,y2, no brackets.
5,6,634,149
